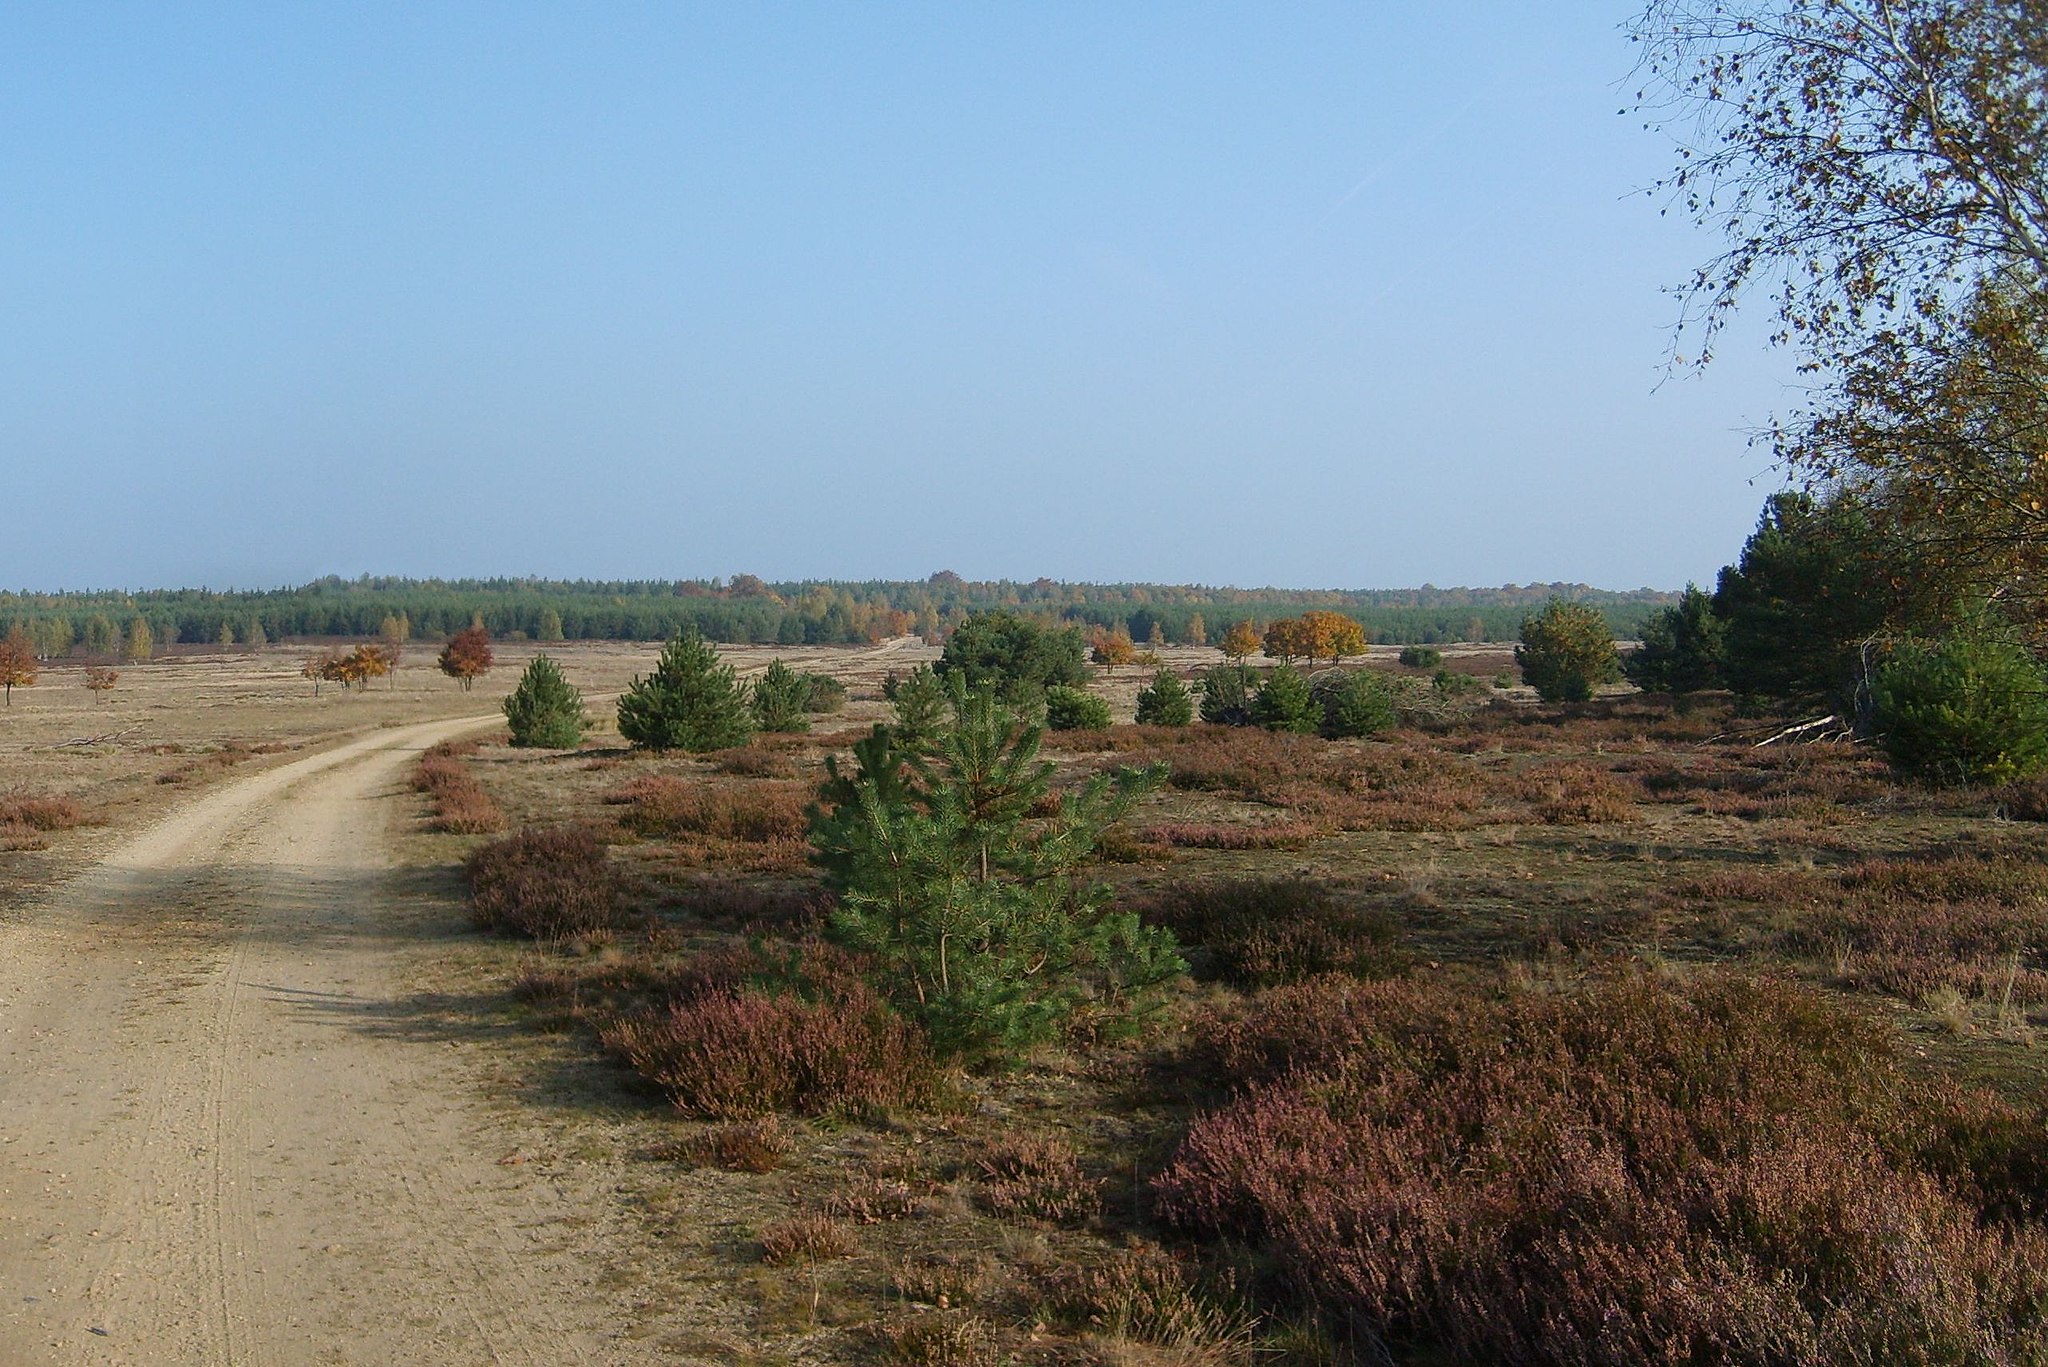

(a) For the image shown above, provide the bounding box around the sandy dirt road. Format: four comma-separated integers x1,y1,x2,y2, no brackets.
0,715,658,1366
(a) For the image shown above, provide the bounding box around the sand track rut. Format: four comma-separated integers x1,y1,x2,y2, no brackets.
0,718,613,1365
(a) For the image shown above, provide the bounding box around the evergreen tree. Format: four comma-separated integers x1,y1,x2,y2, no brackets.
616,630,754,752
1135,668,1194,726
1251,666,1319,733
888,664,950,751
1626,585,1726,694
1044,685,1111,730
503,654,587,748
751,658,812,733
1873,628,2048,786
936,610,1087,704
809,686,1178,1063
1318,669,1397,738
1197,664,1253,726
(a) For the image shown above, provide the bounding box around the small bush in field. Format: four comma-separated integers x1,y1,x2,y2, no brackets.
611,775,809,841
682,1117,794,1172
1398,645,1443,668
0,794,85,831
1874,630,2048,785
1044,685,1112,731
803,671,848,713
751,658,813,734
2000,777,2048,821
1196,664,1253,726
502,654,587,748
1134,669,1194,726
759,1214,856,1265
599,979,938,1119
466,826,626,937
1250,666,1318,734
974,1134,1100,1225
824,1175,929,1224
414,752,506,834
876,1312,1003,1367
1135,820,1320,850
1314,668,1396,738
1136,878,1404,987
1042,1242,1257,1354
1516,597,1622,702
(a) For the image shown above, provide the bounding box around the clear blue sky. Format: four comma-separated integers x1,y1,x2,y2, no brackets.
1,3,1795,592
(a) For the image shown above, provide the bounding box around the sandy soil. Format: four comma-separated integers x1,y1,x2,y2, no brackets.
0,711,693,1365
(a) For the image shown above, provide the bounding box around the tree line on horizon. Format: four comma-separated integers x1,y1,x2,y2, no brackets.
0,575,1675,656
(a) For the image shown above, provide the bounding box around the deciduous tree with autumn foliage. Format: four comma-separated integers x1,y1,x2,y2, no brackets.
1218,621,1261,663
1263,611,1368,666
0,627,38,705
438,624,494,692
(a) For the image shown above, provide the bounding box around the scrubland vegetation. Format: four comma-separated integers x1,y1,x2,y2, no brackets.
403,599,2048,1364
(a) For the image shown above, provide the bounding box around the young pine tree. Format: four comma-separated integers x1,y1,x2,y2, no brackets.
888,664,950,751
503,655,588,748
616,630,753,752
1135,669,1194,726
751,658,812,733
1251,666,1319,734
808,687,1179,1064
1516,599,1621,703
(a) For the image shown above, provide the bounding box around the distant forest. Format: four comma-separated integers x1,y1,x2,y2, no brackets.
1,574,1677,653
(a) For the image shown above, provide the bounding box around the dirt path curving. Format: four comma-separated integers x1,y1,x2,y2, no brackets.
0,716,667,1365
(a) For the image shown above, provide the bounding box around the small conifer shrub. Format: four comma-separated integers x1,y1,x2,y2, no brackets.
1044,685,1112,731
503,654,587,748
751,658,812,733
617,630,754,753
1135,669,1195,726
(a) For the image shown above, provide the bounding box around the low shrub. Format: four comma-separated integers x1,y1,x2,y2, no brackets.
1398,645,1443,669
1134,821,1321,850
663,875,832,931
1044,685,1112,731
1041,1242,1257,1355
1157,972,2048,1366
466,825,627,937
1315,668,1396,738
610,775,809,841
804,672,848,713
824,1175,930,1224
0,794,85,831
599,978,939,1119
973,1134,1100,1225
759,1214,856,1265
681,1117,794,1172
414,751,506,834
1250,666,1318,734
1136,878,1405,987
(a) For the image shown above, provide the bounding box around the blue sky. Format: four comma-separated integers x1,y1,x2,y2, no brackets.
0,4,1795,592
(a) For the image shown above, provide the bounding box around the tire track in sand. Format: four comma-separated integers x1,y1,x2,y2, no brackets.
0,716,622,1365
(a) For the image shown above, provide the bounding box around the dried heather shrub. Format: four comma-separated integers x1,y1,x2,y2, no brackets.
974,1134,1100,1225
759,1214,855,1265
466,825,625,937
600,979,937,1120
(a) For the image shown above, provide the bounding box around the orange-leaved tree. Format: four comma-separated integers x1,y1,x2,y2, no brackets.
1090,627,1138,672
1219,620,1261,663
1262,618,1310,664
0,627,37,705
1298,610,1369,665
84,667,118,704
438,624,494,692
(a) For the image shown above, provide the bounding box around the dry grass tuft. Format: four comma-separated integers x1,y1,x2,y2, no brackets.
759,1213,856,1265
